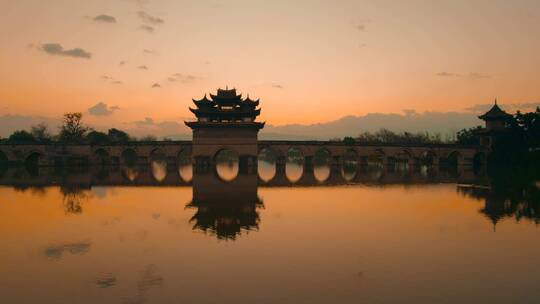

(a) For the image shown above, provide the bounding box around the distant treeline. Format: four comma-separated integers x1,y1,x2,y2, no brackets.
0,112,171,144
339,107,540,149
338,129,451,145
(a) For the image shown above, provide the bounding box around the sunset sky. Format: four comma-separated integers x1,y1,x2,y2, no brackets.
1,0,539,137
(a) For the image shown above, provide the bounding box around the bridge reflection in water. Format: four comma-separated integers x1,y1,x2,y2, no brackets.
1,159,538,239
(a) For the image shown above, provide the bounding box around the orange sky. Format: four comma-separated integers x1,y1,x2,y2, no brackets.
1,0,539,127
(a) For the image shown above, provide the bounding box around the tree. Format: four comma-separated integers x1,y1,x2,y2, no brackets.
140,135,157,141
86,131,109,145
107,128,130,143
456,126,482,145
30,123,52,143
8,130,36,143
343,136,356,145
58,113,89,143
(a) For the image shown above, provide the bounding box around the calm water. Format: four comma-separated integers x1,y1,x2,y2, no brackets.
1,161,540,304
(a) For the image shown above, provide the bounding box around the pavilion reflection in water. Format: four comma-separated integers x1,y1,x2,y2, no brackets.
187,164,262,240
458,183,540,228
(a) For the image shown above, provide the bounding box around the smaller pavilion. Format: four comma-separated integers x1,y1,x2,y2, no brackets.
477,99,513,147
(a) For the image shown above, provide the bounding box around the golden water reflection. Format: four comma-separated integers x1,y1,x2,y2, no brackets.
1,179,540,303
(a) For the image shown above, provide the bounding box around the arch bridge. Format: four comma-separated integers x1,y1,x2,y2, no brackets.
0,140,485,170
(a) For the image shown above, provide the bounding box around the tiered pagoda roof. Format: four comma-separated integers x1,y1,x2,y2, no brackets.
478,100,513,121
186,88,264,129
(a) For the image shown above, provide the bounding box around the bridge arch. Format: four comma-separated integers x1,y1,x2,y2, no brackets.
473,152,486,174
446,151,463,167
149,148,168,182
420,150,438,167
258,147,280,183
367,148,385,167
313,148,332,183
121,149,138,166
0,150,7,165
121,166,139,182
286,147,304,183
214,148,239,182
25,151,43,167
93,148,110,166
342,149,358,181
177,147,193,182
149,148,167,162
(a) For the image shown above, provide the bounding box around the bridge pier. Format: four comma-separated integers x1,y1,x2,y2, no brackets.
275,156,286,176
297,155,316,185
239,155,257,175
328,155,342,181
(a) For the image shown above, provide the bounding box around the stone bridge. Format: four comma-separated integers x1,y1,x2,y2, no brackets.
0,163,486,188
0,140,485,169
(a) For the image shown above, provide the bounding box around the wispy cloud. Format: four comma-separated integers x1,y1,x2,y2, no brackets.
465,101,540,114
38,43,91,59
469,72,491,80
151,83,161,88
139,25,154,33
435,71,491,80
137,11,164,25
137,65,148,70
271,83,284,89
125,117,190,138
88,102,119,116
93,14,116,23
123,0,149,5
100,75,123,85
436,72,460,77
170,73,198,83
143,49,157,54
44,242,91,259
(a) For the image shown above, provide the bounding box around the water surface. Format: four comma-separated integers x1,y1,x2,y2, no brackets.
0,164,539,304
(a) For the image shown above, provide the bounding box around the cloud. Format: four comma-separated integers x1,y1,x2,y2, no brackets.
151,83,161,88
170,73,197,83
96,273,117,288
0,114,60,137
465,101,540,114
123,0,149,4
93,14,116,23
261,111,483,140
100,75,123,85
436,72,460,77
137,65,148,70
143,49,157,54
125,117,190,138
271,83,283,89
469,72,491,80
44,242,91,259
39,43,91,59
139,25,154,32
137,11,164,24
133,117,155,127
88,102,119,116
